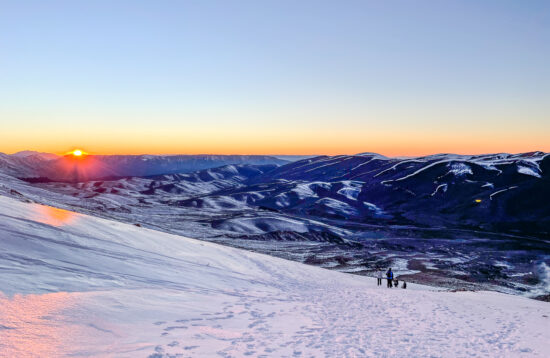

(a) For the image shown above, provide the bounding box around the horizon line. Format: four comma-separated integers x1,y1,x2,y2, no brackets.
4,149,547,159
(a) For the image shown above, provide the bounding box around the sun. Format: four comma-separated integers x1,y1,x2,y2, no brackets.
67,149,87,157
63,149,89,158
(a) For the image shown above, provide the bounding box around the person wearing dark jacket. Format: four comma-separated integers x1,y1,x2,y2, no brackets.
386,268,393,288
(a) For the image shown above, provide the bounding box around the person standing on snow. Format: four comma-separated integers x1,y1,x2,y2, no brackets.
376,269,383,286
386,268,393,288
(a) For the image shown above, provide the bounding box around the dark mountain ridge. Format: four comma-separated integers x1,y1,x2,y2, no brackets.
217,152,549,237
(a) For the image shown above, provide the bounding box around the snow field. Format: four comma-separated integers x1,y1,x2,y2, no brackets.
0,196,549,357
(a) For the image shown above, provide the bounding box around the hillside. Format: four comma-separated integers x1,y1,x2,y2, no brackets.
0,195,548,357
1,153,549,297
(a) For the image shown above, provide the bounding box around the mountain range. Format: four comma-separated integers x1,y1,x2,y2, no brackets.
0,150,548,297
0,151,288,181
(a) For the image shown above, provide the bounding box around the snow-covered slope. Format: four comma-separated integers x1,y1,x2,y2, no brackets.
0,152,56,178
3,156,548,296
0,195,548,357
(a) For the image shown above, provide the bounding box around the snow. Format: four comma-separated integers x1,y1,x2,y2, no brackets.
0,195,549,357
303,157,353,173
430,183,448,196
308,181,332,191
315,198,359,217
274,193,291,207
447,162,473,176
337,181,362,200
481,164,503,174
389,258,421,276
517,166,542,178
214,215,309,234
490,186,519,200
290,183,318,199
362,201,385,216
349,157,381,172
196,196,247,210
382,159,457,183
354,152,388,159
373,159,425,178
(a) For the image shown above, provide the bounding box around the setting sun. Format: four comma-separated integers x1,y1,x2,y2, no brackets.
64,149,90,158
69,149,87,157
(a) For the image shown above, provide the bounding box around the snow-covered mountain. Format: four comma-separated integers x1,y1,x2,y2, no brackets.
1,153,287,181
0,151,58,177
1,151,548,297
0,195,548,357
10,150,60,160
247,151,550,235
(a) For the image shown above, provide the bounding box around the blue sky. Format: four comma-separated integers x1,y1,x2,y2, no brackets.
1,0,549,155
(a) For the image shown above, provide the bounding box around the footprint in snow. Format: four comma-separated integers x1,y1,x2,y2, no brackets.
163,325,188,331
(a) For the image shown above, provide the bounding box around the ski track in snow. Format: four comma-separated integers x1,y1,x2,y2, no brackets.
0,195,549,357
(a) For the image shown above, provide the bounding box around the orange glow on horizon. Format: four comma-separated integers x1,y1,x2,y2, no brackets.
46,145,547,157
6,133,550,158
41,138,548,158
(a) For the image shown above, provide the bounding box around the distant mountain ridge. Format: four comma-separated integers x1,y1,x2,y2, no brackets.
0,152,288,181
10,150,60,160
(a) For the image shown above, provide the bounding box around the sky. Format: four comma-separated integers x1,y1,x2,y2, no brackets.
1,0,549,156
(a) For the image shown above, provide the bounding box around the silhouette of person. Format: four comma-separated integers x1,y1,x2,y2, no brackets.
386,268,393,288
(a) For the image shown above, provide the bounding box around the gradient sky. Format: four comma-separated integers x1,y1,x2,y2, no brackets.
1,0,549,156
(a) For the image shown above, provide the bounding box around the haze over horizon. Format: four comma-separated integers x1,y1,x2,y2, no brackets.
2,1,549,156
3,148,549,158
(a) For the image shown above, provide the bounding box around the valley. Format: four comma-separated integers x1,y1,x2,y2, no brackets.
1,151,548,298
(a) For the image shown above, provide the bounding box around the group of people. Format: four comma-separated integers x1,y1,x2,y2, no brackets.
376,268,406,289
